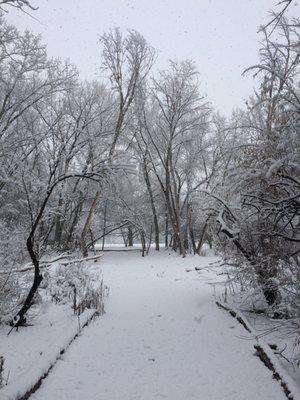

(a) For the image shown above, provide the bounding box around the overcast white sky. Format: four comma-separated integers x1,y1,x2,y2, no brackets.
4,0,300,115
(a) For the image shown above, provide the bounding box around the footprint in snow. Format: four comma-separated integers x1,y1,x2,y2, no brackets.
194,315,204,324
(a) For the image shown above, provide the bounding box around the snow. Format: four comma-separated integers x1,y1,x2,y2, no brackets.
10,251,288,400
0,255,104,400
229,297,300,394
216,209,239,238
266,159,282,178
216,301,300,400
0,304,96,400
94,243,163,251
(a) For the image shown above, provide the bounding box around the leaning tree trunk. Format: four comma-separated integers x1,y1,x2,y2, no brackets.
79,102,126,255
11,187,54,328
219,212,279,306
10,236,43,327
80,190,101,257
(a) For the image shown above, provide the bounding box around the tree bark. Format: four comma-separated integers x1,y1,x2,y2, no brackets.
186,203,196,253
11,186,54,327
80,190,101,257
10,236,43,328
219,213,279,306
140,231,146,257
143,160,159,250
128,224,133,247
53,191,64,248
196,219,208,255
101,199,108,251
165,210,169,248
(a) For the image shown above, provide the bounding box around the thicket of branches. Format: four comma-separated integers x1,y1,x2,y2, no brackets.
209,16,300,318
0,4,299,328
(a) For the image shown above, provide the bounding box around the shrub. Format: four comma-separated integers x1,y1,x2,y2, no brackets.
46,261,108,315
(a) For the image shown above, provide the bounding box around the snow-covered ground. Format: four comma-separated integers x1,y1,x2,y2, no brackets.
0,255,105,400
0,304,95,400
7,250,292,400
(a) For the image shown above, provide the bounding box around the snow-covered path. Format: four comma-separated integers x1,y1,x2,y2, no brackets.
31,252,285,400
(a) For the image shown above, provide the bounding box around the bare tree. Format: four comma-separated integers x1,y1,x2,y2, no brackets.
210,16,300,308
79,28,155,256
139,61,211,256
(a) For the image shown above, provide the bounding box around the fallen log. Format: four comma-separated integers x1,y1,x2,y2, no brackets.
216,300,300,400
59,253,103,266
0,254,72,275
216,300,251,332
0,253,103,275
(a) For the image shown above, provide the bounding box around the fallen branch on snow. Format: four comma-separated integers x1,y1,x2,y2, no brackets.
216,300,300,400
59,254,103,266
0,254,72,275
0,253,103,275
216,301,251,332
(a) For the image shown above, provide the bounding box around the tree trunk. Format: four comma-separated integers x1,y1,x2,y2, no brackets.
121,228,128,247
196,220,208,255
187,204,196,254
220,217,279,306
101,199,108,251
53,191,64,248
140,231,146,257
80,190,101,257
165,210,169,248
65,198,84,250
11,186,55,327
10,236,43,327
89,228,96,254
146,224,153,255
143,160,159,250
128,224,133,247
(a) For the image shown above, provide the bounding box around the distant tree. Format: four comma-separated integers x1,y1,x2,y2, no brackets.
79,28,155,256
139,61,211,256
